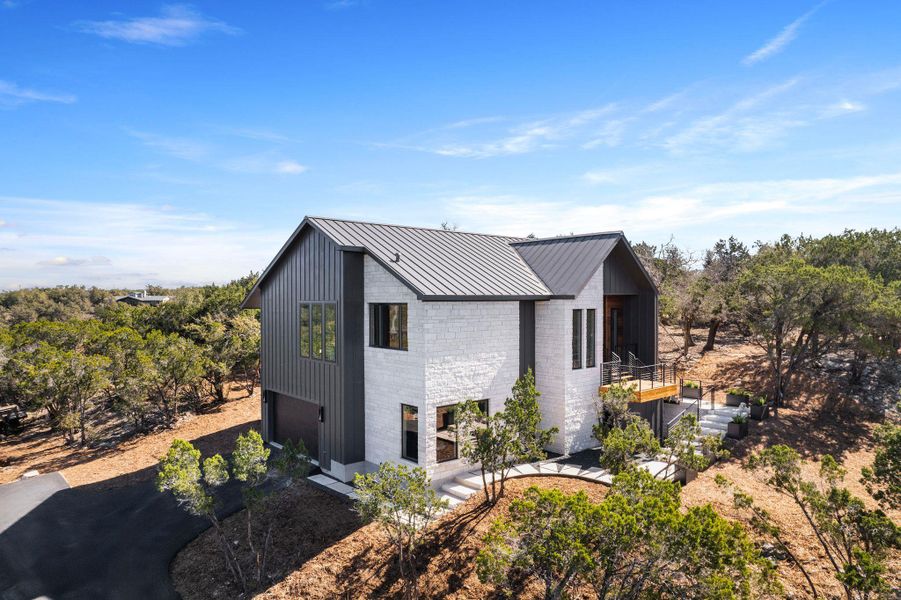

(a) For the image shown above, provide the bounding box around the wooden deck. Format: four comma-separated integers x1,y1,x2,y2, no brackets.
599,379,679,403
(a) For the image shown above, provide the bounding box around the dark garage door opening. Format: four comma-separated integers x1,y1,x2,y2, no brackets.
272,393,319,459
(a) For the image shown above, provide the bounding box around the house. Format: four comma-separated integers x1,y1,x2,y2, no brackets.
115,290,171,306
241,217,662,484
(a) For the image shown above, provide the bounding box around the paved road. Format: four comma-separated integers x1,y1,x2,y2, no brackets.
0,471,243,600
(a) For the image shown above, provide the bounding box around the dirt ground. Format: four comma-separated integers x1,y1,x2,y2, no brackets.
173,476,608,600
662,324,900,598
171,326,899,599
0,385,260,487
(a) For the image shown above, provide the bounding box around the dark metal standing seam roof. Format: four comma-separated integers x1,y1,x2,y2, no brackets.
308,217,552,299
511,233,623,296
240,217,656,309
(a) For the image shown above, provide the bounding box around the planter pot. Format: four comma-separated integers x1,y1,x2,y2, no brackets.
675,467,697,485
726,393,750,407
682,386,702,400
727,421,749,439
750,404,769,420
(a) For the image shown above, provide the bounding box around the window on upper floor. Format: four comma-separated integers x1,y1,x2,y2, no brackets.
370,303,408,350
436,399,488,463
572,309,582,369
586,308,596,368
299,302,337,362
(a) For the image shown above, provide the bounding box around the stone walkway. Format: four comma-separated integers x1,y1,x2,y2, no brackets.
306,399,757,510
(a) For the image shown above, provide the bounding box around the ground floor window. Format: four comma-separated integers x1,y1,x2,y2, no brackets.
401,404,418,462
436,399,489,463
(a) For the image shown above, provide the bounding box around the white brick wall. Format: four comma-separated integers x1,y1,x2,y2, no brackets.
362,255,603,482
362,256,521,484
534,265,604,454
363,256,424,470
424,301,520,483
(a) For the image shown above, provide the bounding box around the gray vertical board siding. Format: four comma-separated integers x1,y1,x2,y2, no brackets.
519,301,536,377
602,244,641,295
341,251,366,463
602,240,658,365
259,227,344,467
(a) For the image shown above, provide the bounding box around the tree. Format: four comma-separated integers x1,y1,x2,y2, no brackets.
747,445,901,599
716,474,818,597
145,330,204,425
457,369,557,504
478,469,774,599
736,245,873,407
657,413,724,479
477,486,602,600
599,418,660,475
189,312,260,403
701,237,750,351
353,462,448,599
861,421,900,511
98,326,155,433
593,383,636,441
231,430,271,584
157,439,246,591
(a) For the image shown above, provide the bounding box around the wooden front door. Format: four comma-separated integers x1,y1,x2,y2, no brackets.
603,295,625,361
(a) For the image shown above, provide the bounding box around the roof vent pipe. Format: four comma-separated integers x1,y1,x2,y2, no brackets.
392,252,400,263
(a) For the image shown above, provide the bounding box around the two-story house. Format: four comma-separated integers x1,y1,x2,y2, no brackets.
241,217,659,485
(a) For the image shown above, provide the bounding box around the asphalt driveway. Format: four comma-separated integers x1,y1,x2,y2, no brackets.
0,469,243,600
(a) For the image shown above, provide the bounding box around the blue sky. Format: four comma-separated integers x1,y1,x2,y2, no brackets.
1,1,900,289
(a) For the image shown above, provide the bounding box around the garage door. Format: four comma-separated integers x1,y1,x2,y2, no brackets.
273,393,319,459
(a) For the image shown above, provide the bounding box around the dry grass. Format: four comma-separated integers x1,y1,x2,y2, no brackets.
0,384,260,487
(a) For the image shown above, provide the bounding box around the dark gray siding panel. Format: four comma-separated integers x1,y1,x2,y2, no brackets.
602,241,658,365
341,251,365,463
603,243,642,295
260,227,344,468
519,301,535,377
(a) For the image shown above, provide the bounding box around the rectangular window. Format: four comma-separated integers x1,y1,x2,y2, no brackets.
311,304,323,360
401,404,419,462
299,304,311,358
370,303,408,350
436,399,488,463
586,308,596,368
324,303,337,362
572,309,582,369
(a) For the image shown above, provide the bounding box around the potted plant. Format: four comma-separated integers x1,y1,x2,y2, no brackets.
725,387,753,407
681,380,702,400
749,396,769,420
727,413,749,439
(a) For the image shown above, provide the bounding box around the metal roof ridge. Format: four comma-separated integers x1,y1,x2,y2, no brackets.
307,216,527,241
509,230,624,245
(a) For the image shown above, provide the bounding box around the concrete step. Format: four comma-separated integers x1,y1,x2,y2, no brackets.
439,494,464,509
441,483,478,501
699,421,728,432
700,427,726,438
454,472,488,490
701,414,734,424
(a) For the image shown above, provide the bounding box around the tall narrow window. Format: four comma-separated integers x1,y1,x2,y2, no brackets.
324,303,337,362
586,309,596,368
370,303,408,350
299,304,311,358
311,304,323,360
401,404,419,462
572,309,582,369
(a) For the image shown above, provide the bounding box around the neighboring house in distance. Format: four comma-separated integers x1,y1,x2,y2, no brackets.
115,290,171,306
241,217,659,484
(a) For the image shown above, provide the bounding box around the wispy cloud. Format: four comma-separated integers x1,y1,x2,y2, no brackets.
73,4,240,47
37,255,112,267
127,129,308,175
439,172,901,244
0,80,76,108
743,2,826,66
395,105,617,158
0,197,284,289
